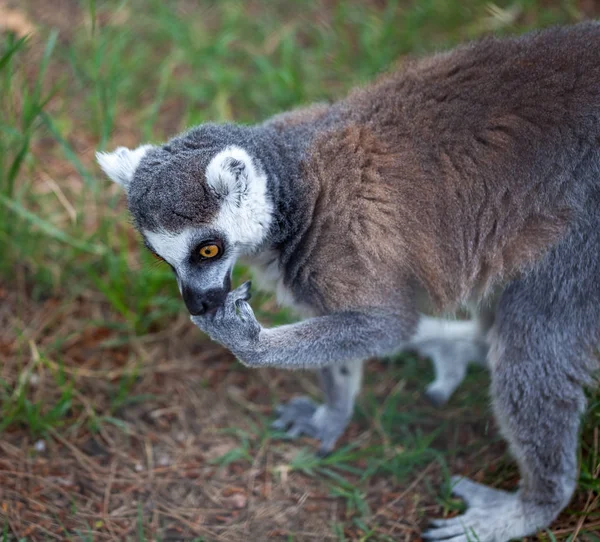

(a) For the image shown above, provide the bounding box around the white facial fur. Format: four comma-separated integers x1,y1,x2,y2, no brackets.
205,146,273,249
145,228,195,269
96,144,154,188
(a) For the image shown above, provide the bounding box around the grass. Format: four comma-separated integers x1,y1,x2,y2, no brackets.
0,0,598,540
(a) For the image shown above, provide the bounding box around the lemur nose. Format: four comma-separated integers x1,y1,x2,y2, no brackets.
182,285,227,315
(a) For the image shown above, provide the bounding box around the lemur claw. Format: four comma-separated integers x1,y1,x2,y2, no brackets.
271,396,350,456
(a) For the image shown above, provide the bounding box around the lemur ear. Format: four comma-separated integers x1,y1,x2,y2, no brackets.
205,147,254,204
96,144,154,189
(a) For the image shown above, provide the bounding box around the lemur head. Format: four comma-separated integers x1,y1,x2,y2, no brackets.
97,125,273,315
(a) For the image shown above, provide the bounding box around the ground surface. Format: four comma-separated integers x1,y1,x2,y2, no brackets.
0,0,598,540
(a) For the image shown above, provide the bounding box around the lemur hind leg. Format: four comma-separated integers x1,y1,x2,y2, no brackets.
272,360,363,456
425,231,600,541
408,315,489,406
424,331,589,542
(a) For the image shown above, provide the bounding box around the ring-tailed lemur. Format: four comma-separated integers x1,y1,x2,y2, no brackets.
97,24,600,542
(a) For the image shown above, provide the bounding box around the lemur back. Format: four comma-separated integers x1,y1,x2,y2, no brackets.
266,24,600,314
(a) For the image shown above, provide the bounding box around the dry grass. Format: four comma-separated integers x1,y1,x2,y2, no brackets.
0,289,448,540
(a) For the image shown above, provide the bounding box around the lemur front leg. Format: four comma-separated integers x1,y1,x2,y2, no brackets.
191,282,413,370
191,282,414,453
272,360,363,456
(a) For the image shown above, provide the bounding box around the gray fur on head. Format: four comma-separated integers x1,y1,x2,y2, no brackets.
97,122,314,239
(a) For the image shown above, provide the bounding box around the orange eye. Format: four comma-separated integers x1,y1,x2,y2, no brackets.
199,244,220,259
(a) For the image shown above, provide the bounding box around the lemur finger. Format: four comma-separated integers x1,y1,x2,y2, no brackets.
449,476,504,508
197,304,225,327
316,422,349,457
270,418,289,431
317,440,336,457
429,516,461,527
422,533,467,542
421,523,466,539
231,281,252,302
286,420,319,439
271,401,321,438
235,299,256,322
428,516,463,528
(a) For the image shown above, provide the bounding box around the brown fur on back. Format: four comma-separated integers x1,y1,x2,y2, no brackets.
289,25,600,312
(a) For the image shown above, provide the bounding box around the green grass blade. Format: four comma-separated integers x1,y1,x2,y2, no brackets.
0,35,28,73
41,112,97,189
0,193,106,255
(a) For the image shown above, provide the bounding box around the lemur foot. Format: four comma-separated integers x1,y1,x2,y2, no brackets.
412,339,487,407
423,476,545,542
271,396,350,456
405,317,489,406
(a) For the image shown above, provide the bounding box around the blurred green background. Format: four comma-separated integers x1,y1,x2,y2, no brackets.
1,0,590,334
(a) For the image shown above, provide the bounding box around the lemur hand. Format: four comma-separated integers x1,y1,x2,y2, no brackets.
190,281,261,359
